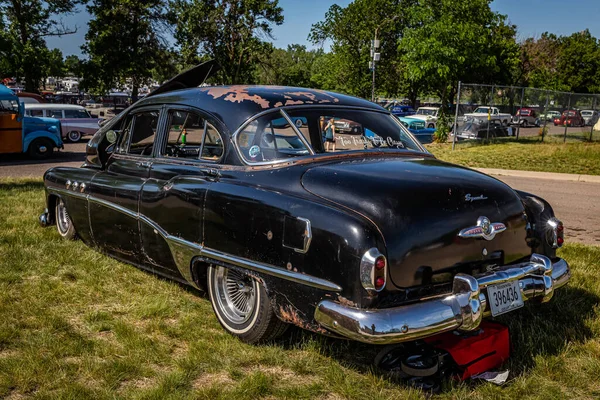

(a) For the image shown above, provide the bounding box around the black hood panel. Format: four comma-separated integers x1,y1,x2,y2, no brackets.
302,156,530,288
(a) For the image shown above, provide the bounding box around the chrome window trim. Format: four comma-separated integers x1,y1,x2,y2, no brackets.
47,187,341,293
232,105,430,166
280,109,316,156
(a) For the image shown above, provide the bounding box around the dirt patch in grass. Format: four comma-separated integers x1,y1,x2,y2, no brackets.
192,372,235,390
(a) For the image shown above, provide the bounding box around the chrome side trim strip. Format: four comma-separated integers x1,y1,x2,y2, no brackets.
201,248,341,292
51,188,341,293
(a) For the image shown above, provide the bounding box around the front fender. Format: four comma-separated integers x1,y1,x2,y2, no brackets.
23,131,63,152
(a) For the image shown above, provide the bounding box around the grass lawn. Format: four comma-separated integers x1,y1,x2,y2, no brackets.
2,178,600,399
427,138,600,176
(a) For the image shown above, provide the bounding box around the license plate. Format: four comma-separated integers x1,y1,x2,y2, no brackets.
487,281,523,317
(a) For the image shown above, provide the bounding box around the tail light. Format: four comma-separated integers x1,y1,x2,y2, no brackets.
360,248,387,293
547,218,564,248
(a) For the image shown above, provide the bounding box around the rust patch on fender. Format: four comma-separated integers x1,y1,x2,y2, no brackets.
279,305,304,326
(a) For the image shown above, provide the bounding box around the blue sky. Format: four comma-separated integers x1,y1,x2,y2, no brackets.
47,0,600,57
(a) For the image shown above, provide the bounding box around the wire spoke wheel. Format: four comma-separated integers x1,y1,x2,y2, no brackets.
57,199,71,234
213,266,258,325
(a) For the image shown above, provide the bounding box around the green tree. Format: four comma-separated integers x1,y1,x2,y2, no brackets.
556,30,600,94
64,54,83,77
255,44,323,87
171,0,284,84
83,0,170,99
310,0,409,99
399,0,519,105
0,0,83,92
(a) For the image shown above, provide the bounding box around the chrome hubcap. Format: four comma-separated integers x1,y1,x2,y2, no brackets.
69,132,80,141
57,200,71,233
39,145,47,153
213,266,257,324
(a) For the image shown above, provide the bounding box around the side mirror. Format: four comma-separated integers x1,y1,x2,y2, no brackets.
106,129,119,144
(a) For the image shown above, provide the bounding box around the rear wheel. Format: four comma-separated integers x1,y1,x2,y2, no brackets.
56,198,77,240
427,123,435,129
207,265,288,343
67,131,82,143
28,138,54,159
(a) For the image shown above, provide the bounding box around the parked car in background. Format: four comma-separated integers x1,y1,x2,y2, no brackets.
539,110,561,122
0,84,63,159
391,105,416,117
397,116,436,144
463,106,511,126
16,91,46,104
455,120,511,140
410,107,440,128
24,104,102,142
39,62,571,349
511,108,540,127
333,117,363,134
581,110,599,126
553,110,585,127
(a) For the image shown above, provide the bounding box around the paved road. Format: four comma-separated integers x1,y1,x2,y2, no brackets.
2,142,599,245
0,141,86,178
496,176,600,246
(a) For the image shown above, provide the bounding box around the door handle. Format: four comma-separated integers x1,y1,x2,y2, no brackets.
136,160,151,168
200,168,220,179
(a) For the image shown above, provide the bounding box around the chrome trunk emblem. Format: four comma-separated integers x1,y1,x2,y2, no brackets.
465,193,488,202
459,216,506,241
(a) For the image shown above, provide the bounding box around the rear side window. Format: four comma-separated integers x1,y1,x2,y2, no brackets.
64,109,91,118
48,109,63,118
161,109,224,161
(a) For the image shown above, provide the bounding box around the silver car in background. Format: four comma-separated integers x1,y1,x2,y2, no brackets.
24,104,102,142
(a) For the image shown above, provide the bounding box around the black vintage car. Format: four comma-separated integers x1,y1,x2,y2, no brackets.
40,62,570,345
455,120,512,140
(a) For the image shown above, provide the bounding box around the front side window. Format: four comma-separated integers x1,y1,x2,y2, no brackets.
30,109,44,117
161,109,224,161
120,110,160,156
0,100,19,114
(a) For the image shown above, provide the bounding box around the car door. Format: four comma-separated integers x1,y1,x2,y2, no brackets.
88,107,163,265
139,107,225,278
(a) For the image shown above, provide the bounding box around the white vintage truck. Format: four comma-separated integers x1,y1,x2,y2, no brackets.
410,107,440,128
463,106,511,126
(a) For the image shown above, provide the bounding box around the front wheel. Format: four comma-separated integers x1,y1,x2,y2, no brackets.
427,123,435,129
28,138,54,159
56,198,77,240
67,131,82,143
207,265,288,343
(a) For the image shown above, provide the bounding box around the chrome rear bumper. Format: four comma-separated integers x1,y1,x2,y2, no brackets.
314,254,570,344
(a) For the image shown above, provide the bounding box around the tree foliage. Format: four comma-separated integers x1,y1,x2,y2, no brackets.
254,44,323,88
399,0,519,104
0,0,83,91
82,0,170,98
309,0,409,99
171,0,284,85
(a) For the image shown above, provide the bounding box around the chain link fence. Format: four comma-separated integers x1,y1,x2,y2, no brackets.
452,83,600,148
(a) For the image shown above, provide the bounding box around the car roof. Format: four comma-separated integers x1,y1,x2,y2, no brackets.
417,106,438,110
0,84,17,100
136,85,385,132
24,103,86,110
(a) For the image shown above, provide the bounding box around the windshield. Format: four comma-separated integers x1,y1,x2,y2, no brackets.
416,108,436,116
235,108,425,164
473,107,491,114
0,100,19,114
581,111,593,116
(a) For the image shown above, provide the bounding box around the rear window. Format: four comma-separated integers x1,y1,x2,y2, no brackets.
236,108,424,164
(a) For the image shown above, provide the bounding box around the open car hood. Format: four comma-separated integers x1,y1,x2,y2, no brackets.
146,60,220,98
